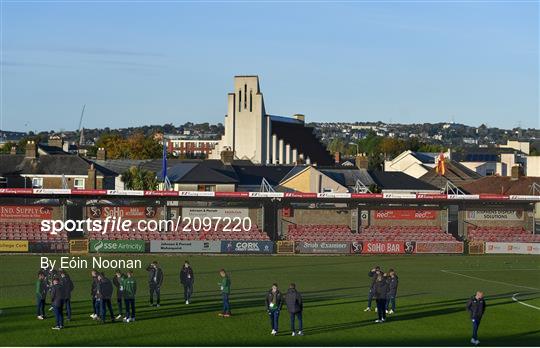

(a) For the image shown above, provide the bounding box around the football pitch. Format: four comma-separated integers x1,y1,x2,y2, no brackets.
0,254,538,346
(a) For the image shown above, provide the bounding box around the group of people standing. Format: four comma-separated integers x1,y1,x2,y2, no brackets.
90,269,137,324
364,266,399,323
265,282,304,336
36,260,485,345
36,268,74,329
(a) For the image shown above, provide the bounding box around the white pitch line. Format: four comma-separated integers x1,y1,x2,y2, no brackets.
440,270,540,291
442,269,540,272
512,293,540,311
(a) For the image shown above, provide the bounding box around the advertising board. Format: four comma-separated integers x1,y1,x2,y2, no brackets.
220,240,274,254
90,240,146,253
150,240,221,253
295,241,350,254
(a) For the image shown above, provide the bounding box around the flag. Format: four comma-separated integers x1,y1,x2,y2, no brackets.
162,138,168,182
435,152,446,176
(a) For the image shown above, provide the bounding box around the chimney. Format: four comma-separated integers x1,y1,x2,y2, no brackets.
220,150,235,165
10,146,17,155
510,165,523,181
293,114,305,123
355,153,369,170
87,163,96,189
48,135,63,148
25,141,37,159
96,147,107,161
334,152,341,164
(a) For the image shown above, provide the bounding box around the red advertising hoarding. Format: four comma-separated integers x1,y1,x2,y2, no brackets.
87,206,157,219
374,209,437,220
360,241,408,254
0,206,53,220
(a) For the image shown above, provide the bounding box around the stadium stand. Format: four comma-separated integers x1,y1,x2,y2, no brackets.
286,224,356,242
0,221,67,242
286,224,457,242
467,226,540,242
361,226,457,242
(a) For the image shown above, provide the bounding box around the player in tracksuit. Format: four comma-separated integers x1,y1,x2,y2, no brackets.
90,269,100,320
385,269,398,314
59,270,74,321
467,291,486,346
123,270,137,323
146,262,164,307
265,283,283,336
180,261,195,304
36,272,47,320
364,266,382,312
50,278,64,330
113,270,126,319
97,273,115,323
373,273,388,323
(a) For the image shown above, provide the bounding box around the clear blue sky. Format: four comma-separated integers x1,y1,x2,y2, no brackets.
1,1,538,132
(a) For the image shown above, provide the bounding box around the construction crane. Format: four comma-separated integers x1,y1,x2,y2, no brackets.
78,104,86,146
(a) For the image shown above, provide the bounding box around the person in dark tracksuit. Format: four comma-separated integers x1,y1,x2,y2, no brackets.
146,261,164,307
113,270,126,319
90,269,100,320
180,261,194,304
59,270,74,321
36,272,47,320
265,283,283,336
364,266,382,312
50,278,64,330
97,273,115,323
373,273,388,323
123,270,137,323
285,283,304,336
467,291,486,346
385,269,398,314
218,269,231,317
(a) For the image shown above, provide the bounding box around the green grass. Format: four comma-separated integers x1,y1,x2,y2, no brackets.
0,254,539,346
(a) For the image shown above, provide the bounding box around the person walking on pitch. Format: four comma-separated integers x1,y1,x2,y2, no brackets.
218,269,231,317
180,261,194,304
285,283,304,336
364,266,382,312
385,269,398,315
147,261,164,307
123,270,137,323
36,272,47,320
467,291,486,346
265,283,283,336
113,270,126,320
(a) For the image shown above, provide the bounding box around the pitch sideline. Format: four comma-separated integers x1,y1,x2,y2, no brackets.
511,293,540,311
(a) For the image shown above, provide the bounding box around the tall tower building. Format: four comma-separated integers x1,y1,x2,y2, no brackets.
215,75,333,166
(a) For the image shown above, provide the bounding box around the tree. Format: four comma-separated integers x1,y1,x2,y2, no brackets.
95,132,162,160
121,166,158,190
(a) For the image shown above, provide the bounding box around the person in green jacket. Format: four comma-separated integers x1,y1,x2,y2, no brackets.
218,269,231,317
122,270,137,323
36,272,47,320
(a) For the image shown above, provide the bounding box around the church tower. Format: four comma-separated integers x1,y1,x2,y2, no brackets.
222,76,267,163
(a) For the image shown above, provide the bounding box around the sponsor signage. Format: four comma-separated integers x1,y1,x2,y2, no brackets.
150,240,221,253
220,240,274,254
468,241,485,255
0,240,29,252
69,239,89,254
485,242,540,255
87,206,158,220
276,241,295,254
415,241,464,254
361,241,407,254
466,210,523,221
295,241,350,254
181,207,248,219
0,206,53,220
90,240,146,253
374,209,437,220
